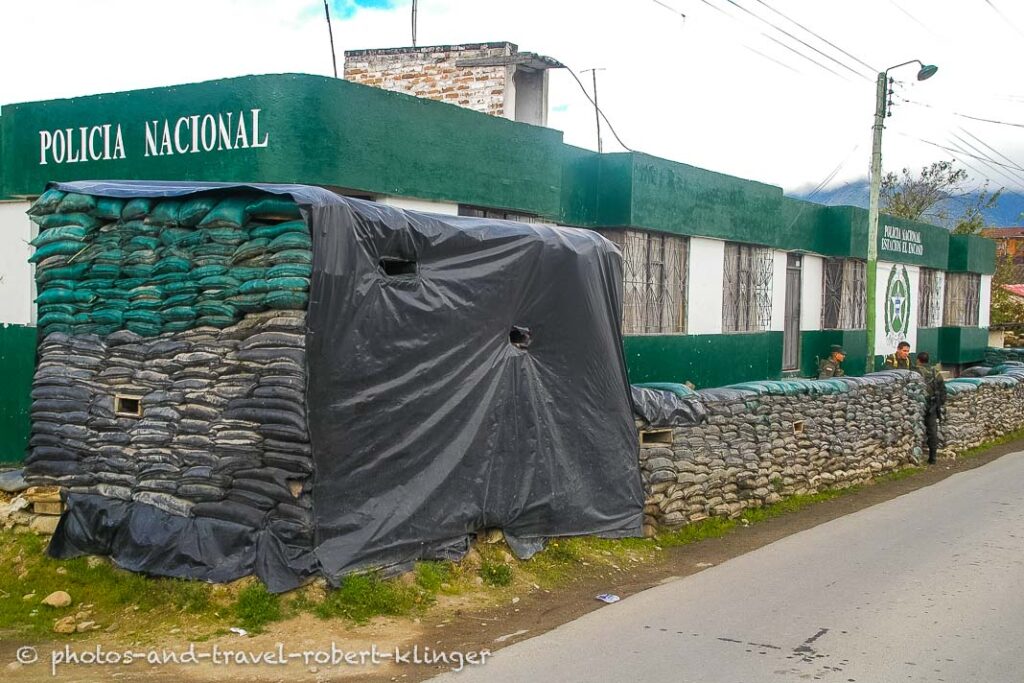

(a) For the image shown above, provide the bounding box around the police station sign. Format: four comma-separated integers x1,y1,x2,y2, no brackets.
880,224,924,257
37,109,269,165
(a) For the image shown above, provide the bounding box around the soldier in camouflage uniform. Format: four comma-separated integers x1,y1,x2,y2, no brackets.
884,341,913,370
817,345,846,379
913,351,946,464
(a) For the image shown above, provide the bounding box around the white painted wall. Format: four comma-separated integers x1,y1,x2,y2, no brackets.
0,201,36,326
687,237,724,335
377,195,460,216
801,255,823,332
769,250,788,332
980,273,993,328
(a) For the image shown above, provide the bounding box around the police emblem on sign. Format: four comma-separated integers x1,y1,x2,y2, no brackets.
884,265,912,342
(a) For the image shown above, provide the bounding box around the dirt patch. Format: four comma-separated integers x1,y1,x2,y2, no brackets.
3,442,1019,683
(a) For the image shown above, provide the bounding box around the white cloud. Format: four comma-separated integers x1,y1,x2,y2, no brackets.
1,0,1022,193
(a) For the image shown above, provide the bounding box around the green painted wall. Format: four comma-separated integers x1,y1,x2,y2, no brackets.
0,74,565,216
0,324,35,463
875,213,950,270
948,234,996,274
916,327,941,362
622,332,783,389
939,326,989,364
800,329,868,378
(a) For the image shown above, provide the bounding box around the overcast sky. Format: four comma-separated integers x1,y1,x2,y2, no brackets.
1,0,1022,194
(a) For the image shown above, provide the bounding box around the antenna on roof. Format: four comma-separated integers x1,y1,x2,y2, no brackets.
412,0,418,47
323,0,339,78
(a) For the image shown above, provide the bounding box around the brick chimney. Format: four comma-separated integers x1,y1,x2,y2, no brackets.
343,42,560,126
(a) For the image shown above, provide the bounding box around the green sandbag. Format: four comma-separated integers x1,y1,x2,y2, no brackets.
268,232,312,251
36,288,93,305
126,236,161,251
197,315,239,329
162,281,200,295
37,262,89,283
93,309,126,325
90,249,125,264
129,286,162,300
162,320,195,333
40,279,78,291
246,196,301,221
179,196,219,227
145,200,182,227
198,197,252,228
249,220,308,240
263,291,309,310
132,299,163,310
122,198,154,221
173,230,208,248
151,271,189,284
233,253,273,268
161,306,197,322
72,312,91,325
32,213,102,230
37,312,75,327
226,294,266,312
267,263,312,279
267,276,310,291
96,288,130,300
77,278,115,290
124,310,163,324
88,263,121,279
164,293,198,307
199,275,241,289
56,193,96,213
39,324,73,336
120,219,159,235
114,277,147,290
27,189,66,216
206,227,246,245
270,249,312,265
126,321,162,337
94,197,125,221
190,264,228,280
29,240,86,263
154,257,191,275
196,302,236,317
238,279,270,294
192,243,236,257
37,304,77,316
89,324,121,337
123,265,156,279
231,238,271,263
158,228,195,247
30,225,88,247
230,267,267,281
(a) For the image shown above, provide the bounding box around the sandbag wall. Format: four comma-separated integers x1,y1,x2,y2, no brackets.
939,365,1024,456
638,372,926,535
984,347,1024,365
23,189,314,551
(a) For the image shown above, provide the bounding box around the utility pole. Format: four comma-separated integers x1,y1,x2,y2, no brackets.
582,68,605,153
323,0,338,78
411,0,418,47
865,71,886,374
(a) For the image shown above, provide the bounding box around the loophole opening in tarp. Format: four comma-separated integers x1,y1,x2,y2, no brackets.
509,326,532,350
379,257,417,277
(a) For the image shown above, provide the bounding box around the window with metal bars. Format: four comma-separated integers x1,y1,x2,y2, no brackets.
458,205,542,223
918,268,943,328
722,242,773,333
821,258,866,329
943,272,981,326
598,230,688,334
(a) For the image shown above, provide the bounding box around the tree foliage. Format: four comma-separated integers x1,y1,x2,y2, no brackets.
991,253,1024,325
880,160,1002,234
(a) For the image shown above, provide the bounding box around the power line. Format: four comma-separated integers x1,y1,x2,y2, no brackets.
651,0,686,20
958,127,1024,172
948,132,1024,188
983,0,1024,40
720,0,873,81
785,142,862,229
897,132,1024,189
744,46,800,74
900,97,1024,129
562,65,634,152
888,0,943,40
750,0,877,74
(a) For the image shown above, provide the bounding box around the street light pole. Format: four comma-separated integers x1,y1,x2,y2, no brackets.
864,59,938,373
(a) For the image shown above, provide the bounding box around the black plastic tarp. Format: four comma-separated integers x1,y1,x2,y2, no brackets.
44,180,643,588
631,386,707,427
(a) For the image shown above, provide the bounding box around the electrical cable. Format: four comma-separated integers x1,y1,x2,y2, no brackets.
750,0,877,74
958,127,1024,172
651,0,686,20
948,133,1024,188
562,66,634,152
900,97,1024,130
983,0,1024,40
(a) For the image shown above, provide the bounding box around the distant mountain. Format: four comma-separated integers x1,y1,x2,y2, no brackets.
789,178,1024,228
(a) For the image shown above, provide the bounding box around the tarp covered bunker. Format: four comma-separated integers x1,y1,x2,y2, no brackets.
24,180,643,591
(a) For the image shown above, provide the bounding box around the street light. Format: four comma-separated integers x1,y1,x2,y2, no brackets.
865,59,938,373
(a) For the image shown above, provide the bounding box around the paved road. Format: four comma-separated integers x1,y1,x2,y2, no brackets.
434,452,1024,683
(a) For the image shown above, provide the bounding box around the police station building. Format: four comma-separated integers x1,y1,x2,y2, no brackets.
0,43,995,457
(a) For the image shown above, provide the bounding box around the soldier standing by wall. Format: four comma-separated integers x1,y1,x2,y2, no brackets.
884,341,913,370
914,351,946,464
818,345,846,379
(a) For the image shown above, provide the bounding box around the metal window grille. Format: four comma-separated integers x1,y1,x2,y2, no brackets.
944,272,981,326
458,205,542,223
722,242,773,333
918,267,943,328
821,258,866,329
599,230,688,334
